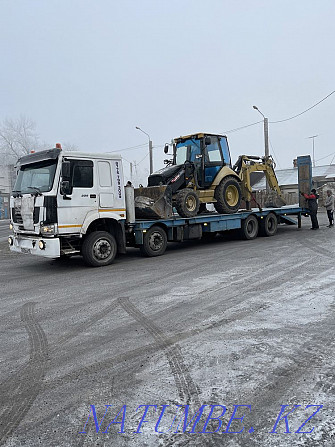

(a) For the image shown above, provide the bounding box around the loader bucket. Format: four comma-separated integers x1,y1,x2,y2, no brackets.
134,185,173,219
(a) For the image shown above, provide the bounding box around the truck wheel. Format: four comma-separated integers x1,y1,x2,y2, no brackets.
259,212,278,237
175,189,200,218
140,225,167,257
240,214,258,240
82,231,117,267
214,176,242,214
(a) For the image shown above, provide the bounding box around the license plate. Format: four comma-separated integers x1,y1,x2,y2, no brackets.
21,247,31,254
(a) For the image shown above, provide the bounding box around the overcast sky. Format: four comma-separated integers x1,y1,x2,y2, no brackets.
1,0,334,182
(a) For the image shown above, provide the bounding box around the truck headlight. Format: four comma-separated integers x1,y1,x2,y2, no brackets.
8,236,13,246
9,223,13,230
41,224,56,235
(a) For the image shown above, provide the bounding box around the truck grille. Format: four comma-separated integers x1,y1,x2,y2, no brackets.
12,207,40,224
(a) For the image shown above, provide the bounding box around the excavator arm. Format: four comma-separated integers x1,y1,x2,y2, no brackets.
237,155,286,209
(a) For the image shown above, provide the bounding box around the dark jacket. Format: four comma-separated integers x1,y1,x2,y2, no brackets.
303,193,319,212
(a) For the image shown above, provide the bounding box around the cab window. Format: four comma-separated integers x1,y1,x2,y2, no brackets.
205,137,222,163
71,160,93,188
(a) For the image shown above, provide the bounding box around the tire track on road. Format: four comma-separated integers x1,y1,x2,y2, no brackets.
52,298,119,351
0,303,48,446
118,296,201,406
42,260,316,392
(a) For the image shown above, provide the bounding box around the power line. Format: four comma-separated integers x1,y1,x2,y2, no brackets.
222,89,335,134
270,90,335,123
315,151,335,163
137,152,149,165
106,143,148,153
121,155,132,164
223,120,262,134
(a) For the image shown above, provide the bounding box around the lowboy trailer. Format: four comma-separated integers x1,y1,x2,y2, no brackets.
130,205,308,257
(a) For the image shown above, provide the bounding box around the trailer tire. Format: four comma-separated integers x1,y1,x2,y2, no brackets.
259,212,278,237
240,214,258,240
175,189,200,218
214,176,242,214
140,225,167,257
82,231,117,267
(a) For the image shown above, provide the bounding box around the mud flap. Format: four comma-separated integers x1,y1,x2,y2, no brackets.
134,186,173,219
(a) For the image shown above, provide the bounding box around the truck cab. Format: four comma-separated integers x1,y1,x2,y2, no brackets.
9,146,127,266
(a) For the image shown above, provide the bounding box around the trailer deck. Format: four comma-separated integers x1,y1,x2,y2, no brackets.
132,205,309,244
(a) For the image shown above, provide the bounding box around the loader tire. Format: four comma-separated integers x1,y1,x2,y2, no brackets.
259,212,278,237
214,176,242,214
82,231,117,267
140,225,167,257
175,189,200,218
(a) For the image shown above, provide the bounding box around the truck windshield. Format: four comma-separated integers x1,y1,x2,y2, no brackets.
175,139,201,164
13,159,58,194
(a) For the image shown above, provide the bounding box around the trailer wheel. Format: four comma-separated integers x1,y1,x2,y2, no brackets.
259,212,278,237
240,215,258,240
175,189,200,218
214,176,242,214
140,225,167,257
82,231,117,267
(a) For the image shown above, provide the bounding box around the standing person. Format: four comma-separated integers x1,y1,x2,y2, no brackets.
301,189,319,230
325,189,334,227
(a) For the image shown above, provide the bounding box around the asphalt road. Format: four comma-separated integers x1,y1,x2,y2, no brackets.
0,212,334,447
0,220,10,242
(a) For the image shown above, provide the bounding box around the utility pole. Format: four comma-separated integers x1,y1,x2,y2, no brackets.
149,139,153,175
136,126,153,174
263,117,269,158
130,162,133,182
308,135,318,168
253,106,270,191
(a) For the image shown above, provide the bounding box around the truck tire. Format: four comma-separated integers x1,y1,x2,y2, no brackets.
175,189,200,218
82,231,117,267
140,225,167,257
240,214,258,240
214,176,242,214
259,212,278,237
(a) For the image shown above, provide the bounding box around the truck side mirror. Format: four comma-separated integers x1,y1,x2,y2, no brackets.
60,180,72,197
61,160,71,179
164,145,169,154
204,136,211,145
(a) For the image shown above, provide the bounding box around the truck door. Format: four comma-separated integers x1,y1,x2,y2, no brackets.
57,159,97,234
96,159,125,212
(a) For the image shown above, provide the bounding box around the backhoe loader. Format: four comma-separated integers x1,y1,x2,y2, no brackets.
134,133,285,219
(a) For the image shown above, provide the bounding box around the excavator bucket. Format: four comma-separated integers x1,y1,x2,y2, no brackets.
134,185,173,219
264,192,286,208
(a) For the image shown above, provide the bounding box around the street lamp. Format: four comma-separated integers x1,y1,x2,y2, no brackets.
253,106,270,159
135,126,153,174
307,135,318,168
253,105,270,192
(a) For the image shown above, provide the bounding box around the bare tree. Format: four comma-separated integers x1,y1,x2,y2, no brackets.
0,116,40,162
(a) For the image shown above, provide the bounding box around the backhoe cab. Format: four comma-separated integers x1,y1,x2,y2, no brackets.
144,133,242,218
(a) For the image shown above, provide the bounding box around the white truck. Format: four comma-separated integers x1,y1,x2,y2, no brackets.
8,145,308,267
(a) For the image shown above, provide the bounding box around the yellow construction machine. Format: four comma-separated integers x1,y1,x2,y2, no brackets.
134,133,285,219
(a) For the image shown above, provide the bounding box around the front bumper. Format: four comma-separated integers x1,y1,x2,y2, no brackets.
9,235,60,258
